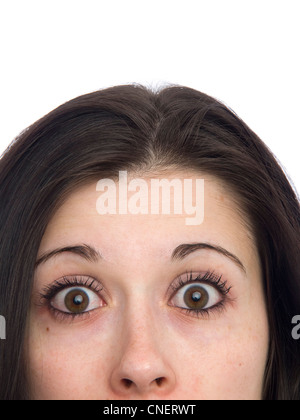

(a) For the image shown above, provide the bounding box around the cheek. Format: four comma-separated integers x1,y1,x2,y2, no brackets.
174,328,268,400
217,329,268,399
218,304,269,398
170,303,269,400
27,314,116,399
29,335,113,399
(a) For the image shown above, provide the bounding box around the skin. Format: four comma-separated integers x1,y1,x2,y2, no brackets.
28,171,269,400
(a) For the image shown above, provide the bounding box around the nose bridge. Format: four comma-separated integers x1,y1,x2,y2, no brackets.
110,292,176,397
121,291,163,363
120,272,160,334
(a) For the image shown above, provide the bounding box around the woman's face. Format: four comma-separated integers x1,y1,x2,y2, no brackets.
28,172,269,400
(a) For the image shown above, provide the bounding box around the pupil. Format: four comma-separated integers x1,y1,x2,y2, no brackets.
73,295,83,305
192,291,201,302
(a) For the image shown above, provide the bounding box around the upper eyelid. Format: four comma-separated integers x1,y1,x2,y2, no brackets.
40,271,230,304
169,271,225,290
165,271,231,301
40,275,103,300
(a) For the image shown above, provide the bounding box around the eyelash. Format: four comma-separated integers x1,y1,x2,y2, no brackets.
39,271,232,322
169,271,232,319
39,275,103,321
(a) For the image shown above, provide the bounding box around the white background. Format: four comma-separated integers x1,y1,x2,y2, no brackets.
1,0,299,194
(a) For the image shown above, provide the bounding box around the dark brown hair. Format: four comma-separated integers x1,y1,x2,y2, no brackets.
0,84,299,399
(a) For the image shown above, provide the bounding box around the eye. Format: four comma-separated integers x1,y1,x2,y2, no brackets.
51,286,105,314
170,282,222,311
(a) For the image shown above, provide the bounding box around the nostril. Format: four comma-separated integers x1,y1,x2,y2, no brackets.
122,378,133,388
155,377,165,387
121,377,165,390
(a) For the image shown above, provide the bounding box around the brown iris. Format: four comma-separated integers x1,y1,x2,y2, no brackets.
64,288,89,313
183,285,209,309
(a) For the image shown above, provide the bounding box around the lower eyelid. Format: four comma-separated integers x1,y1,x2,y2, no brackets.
48,306,97,323
177,300,227,320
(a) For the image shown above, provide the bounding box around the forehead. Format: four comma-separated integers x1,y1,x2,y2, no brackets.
38,172,256,268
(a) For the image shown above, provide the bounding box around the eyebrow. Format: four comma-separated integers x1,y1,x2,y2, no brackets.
35,244,101,268
35,242,246,274
171,243,246,274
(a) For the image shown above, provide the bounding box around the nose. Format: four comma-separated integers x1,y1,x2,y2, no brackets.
110,312,176,398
